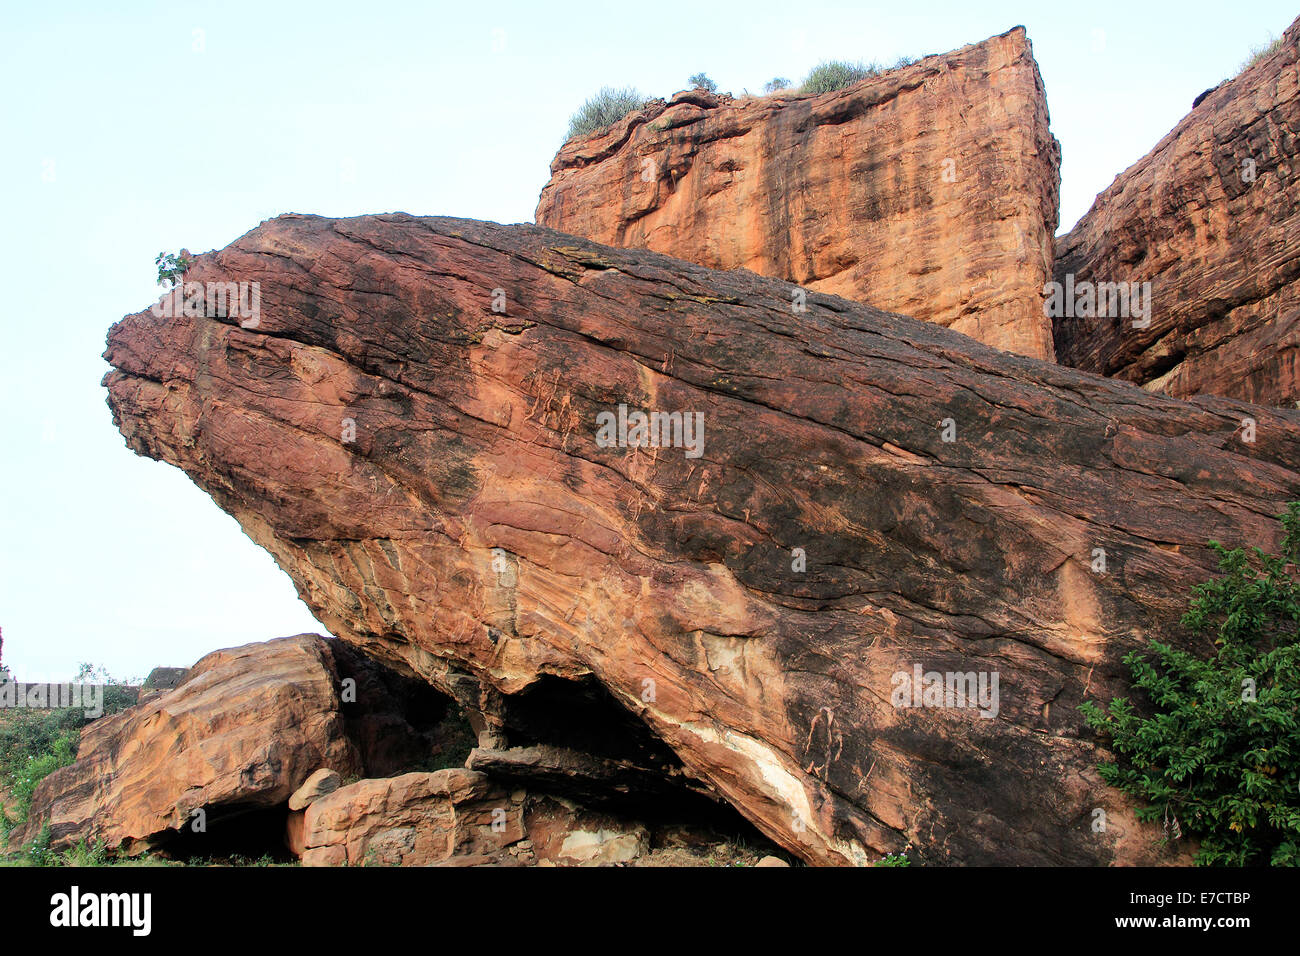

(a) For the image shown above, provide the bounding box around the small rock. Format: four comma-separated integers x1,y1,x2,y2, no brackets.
289,768,343,811
755,856,789,868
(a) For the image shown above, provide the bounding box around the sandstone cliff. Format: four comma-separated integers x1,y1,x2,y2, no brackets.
1053,16,1300,407
101,213,1300,865
536,27,1061,360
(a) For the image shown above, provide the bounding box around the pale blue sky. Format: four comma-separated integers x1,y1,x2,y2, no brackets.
1,1,1294,680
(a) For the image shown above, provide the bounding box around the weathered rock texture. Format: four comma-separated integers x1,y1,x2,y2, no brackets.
293,769,524,866
289,768,342,811
103,213,1300,865
287,771,762,867
22,634,455,851
536,27,1061,360
1053,17,1300,407
22,636,358,851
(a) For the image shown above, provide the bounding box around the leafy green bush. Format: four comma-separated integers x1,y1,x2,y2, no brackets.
24,824,53,865
154,250,193,289
74,662,138,716
406,707,477,773
0,713,80,837
1,663,136,841
59,836,109,867
875,851,912,867
763,77,791,93
1081,502,1300,866
688,72,717,93
800,60,880,95
565,86,646,141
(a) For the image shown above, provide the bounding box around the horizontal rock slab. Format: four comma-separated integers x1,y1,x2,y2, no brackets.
536,27,1061,360
1053,16,1300,406
103,212,1300,865
466,742,716,806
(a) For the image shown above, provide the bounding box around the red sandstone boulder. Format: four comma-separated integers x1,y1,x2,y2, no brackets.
101,213,1300,864
294,769,523,866
20,635,361,852
20,634,459,853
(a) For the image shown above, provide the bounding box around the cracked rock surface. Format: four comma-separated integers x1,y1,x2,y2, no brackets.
1054,16,1300,407
536,27,1061,361
103,212,1300,864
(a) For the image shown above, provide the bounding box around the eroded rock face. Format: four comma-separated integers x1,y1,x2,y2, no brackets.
21,634,456,852
22,636,360,851
536,27,1061,360
289,768,342,811
294,770,524,866
103,213,1300,865
1053,17,1300,407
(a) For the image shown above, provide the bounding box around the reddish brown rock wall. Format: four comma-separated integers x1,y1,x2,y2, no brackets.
536,28,1061,360
1053,17,1300,407
102,213,1300,865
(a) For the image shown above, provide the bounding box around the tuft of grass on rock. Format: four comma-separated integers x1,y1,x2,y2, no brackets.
1238,33,1285,74
566,86,646,141
800,60,881,95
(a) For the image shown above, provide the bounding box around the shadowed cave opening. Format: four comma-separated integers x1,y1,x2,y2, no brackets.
150,804,299,863
148,661,782,863
492,674,778,846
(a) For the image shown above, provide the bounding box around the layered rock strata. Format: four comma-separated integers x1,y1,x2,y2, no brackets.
536,27,1062,359
1053,17,1300,407
101,213,1300,864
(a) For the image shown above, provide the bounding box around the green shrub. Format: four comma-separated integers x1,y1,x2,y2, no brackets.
74,662,138,717
565,86,646,141
875,851,912,867
155,251,193,289
800,60,880,95
59,836,109,867
24,824,53,866
1081,502,1300,866
1,707,83,833
688,72,717,93
763,77,791,93
0,663,135,842
406,707,477,773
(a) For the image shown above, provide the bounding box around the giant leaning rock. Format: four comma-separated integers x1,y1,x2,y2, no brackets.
536,27,1061,361
103,213,1300,865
